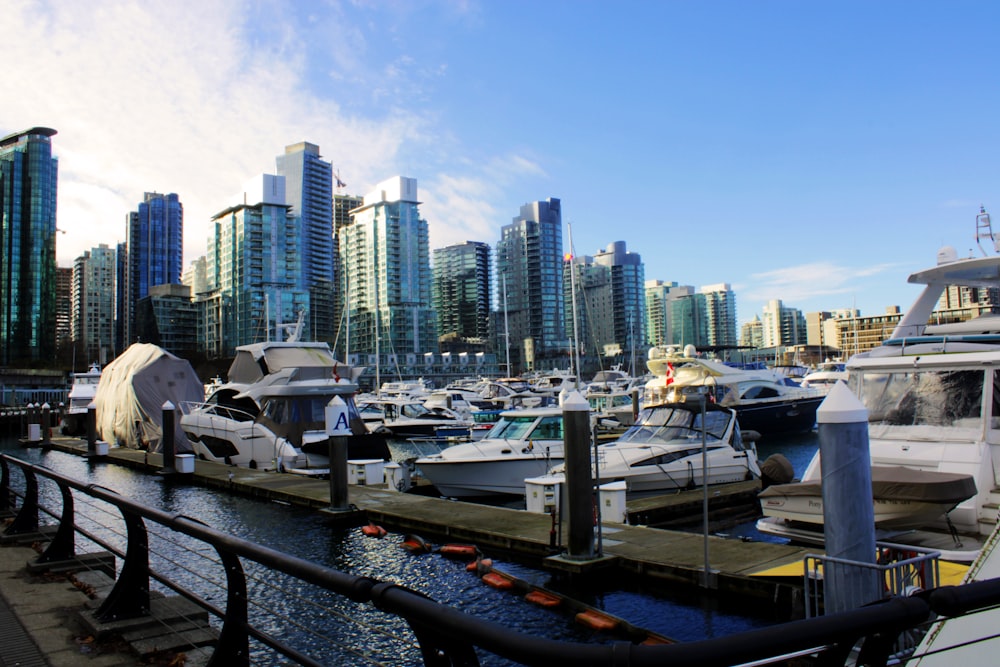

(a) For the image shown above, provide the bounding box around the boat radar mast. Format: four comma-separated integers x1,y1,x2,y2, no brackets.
976,205,999,256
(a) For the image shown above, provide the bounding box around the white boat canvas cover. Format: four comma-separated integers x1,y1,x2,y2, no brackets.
95,343,204,453
226,341,363,384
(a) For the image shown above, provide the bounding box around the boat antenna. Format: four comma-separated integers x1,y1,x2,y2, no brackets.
976,206,998,256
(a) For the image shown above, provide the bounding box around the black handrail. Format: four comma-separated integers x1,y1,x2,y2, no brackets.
4,452,1000,666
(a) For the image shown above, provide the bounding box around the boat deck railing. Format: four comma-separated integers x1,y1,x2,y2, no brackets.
4,452,1000,666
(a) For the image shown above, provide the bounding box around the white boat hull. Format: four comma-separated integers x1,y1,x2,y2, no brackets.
417,456,563,497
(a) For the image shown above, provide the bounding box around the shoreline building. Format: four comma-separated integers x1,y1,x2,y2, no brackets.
495,198,567,374
433,241,492,354
205,174,309,357
123,192,183,350
702,283,738,349
71,244,116,365
566,241,646,376
338,176,437,380
276,142,335,344
0,127,59,366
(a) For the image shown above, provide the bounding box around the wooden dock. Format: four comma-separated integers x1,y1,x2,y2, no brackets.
27,437,816,617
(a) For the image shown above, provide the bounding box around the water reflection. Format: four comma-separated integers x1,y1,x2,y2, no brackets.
1,437,780,664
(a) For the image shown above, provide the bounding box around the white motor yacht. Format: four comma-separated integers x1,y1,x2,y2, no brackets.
759,213,1000,558
644,346,824,436
60,363,101,435
180,340,389,471
357,397,473,441
414,406,565,497
548,401,760,497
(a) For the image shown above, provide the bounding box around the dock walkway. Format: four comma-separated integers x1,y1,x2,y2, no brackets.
28,437,814,606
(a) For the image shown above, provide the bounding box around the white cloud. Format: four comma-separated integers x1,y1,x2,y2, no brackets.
2,0,429,266
743,261,900,306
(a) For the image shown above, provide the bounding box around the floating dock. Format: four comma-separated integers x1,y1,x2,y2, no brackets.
31,436,816,616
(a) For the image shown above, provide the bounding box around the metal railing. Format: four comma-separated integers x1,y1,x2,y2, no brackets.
4,451,1000,666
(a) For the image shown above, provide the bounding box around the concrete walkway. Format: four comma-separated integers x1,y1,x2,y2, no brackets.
0,543,137,666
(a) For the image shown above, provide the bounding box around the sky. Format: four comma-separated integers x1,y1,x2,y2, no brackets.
4,0,1000,328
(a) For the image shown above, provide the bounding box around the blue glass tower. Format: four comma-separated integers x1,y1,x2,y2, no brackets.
124,192,183,347
0,127,59,365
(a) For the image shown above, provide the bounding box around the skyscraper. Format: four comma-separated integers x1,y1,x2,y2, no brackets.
0,127,58,365
495,198,566,374
701,283,738,348
338,176,436,365
568,241,646,371
72,244,116,365
433,241,491,349
276,142,335,343
207,174,309,356
124,192,183,347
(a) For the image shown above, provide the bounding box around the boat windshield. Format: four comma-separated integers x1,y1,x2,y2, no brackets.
848,369,983,432
617,405,730,444
486,414,563,441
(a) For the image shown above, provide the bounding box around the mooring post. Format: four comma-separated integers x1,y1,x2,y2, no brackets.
325,396,351,512
563,390,595,560
160,401,176,474
40,403,53,447
85,401,98,456
820,382,881,614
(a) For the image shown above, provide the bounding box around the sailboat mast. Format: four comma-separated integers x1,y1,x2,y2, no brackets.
567,223,581,390
502,273,511,376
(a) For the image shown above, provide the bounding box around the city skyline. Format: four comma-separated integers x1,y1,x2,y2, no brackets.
6,2,998,327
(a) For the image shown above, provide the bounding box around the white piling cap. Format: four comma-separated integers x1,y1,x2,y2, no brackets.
561,389,590,412
817,381,867,424
162,400,175,410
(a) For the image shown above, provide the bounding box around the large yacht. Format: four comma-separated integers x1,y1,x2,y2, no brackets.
758,211,1000,559
180,339,388,471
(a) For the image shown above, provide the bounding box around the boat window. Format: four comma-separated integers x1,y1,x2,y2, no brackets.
262,399,288,424
740,385,780,400
486,414,546,440
634,446,704,467
851,369,983,427
618,406,729,443
529,416,563,440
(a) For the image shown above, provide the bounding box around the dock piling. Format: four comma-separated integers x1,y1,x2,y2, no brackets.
563,390,595,560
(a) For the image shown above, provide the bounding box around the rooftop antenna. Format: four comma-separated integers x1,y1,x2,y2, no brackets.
976,205,999,256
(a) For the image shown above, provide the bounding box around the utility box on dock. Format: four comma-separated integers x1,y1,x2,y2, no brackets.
94,441,109,456
384,462,411,492
525,476,563,514
599,481,628,524
176,454,195,474
348,459,385,486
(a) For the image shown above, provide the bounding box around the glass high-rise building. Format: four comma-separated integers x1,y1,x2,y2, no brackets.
566,241,646,373
207,174,309,356
0,127,59,366
124,192,183,348
72,244,116,365
433,241,491,346
276,142,335,343
495,198,566,374
702,283,738,348
338,176,437,363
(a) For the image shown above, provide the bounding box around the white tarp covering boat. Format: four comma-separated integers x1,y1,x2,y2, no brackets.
94,343,204,453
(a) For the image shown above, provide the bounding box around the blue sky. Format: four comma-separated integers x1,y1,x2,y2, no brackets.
5,0,999,327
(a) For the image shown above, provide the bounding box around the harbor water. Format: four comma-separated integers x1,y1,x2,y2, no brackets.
0,433,810,665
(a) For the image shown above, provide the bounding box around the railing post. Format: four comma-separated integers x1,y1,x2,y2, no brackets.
206,539,250,666
95,507,151,622
4,467,39,536
35,481,76,564
0,457,13,514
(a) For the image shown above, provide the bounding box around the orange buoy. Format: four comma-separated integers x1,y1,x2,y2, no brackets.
400,534,432,554
439,544,478,561
481,572,515,590
466,557,493,573
575,609,620,632
524,590,562,608
361,523,387,538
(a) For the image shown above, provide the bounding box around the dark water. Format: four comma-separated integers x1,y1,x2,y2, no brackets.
1,435,799,665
